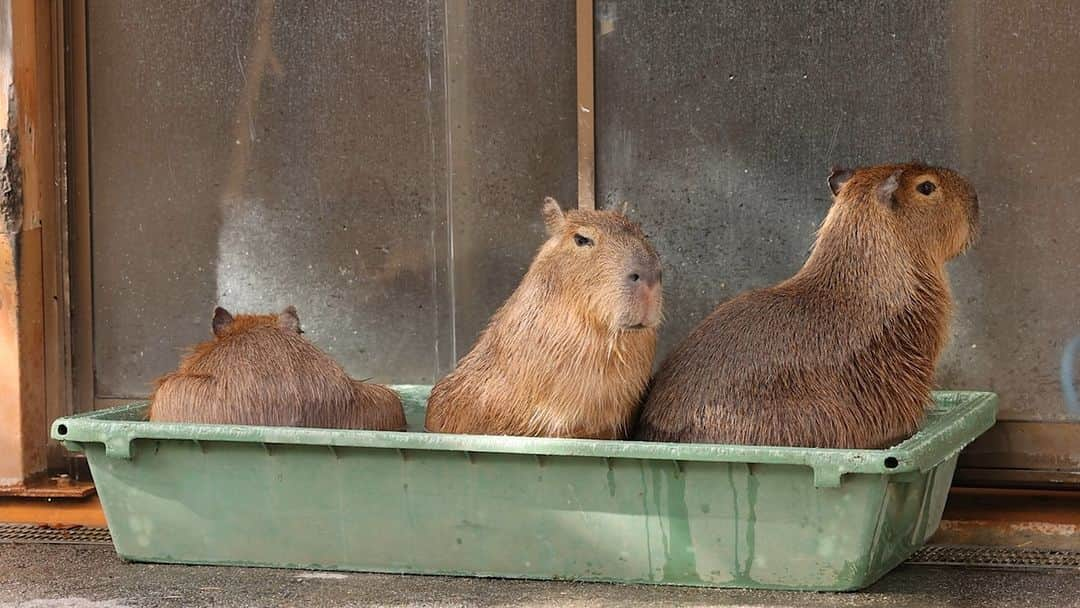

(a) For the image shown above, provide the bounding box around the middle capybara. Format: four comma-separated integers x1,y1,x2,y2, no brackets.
149,305,406,431
425,197,663,439
636,162,980,449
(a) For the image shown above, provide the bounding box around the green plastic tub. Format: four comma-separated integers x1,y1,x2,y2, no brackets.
52,387,996,590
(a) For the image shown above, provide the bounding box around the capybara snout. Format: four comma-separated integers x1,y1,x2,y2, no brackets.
623,262,663,330
541,197,664,333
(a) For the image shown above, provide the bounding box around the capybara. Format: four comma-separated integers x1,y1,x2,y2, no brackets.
425,197,663,439
635,163,979,448
149,306,406,430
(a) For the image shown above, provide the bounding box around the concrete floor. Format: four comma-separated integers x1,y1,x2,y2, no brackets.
0,544,1077,608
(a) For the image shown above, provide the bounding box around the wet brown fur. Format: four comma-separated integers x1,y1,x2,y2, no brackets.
149,306,406,430
635,163,980,448
425,198,663,439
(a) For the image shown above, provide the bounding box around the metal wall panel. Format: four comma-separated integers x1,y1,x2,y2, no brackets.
596,0,1080,424
86,1,577,398
89,1,452,395
445,2,579,352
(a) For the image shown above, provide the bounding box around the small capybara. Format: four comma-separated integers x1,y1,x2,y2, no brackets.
425,197,663,439
149,306,406,430
635,163,979,449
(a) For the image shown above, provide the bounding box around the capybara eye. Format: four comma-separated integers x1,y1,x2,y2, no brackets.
573,233,594,247
917,181,936,196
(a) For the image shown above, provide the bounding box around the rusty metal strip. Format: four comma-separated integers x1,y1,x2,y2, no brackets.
0,472,94,498
576,0,595,210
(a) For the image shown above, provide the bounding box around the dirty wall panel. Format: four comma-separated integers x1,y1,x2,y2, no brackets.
89,0,451,397
445,2,579,356
596,0,1080,422
942,1,1080,423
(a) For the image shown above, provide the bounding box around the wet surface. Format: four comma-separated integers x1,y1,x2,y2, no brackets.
0,544,1077,608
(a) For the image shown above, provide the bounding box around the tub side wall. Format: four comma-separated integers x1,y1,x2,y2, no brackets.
86,437,930,590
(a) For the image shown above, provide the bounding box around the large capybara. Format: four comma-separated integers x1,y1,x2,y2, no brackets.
149,306,406,430
425,197,663,439
635,163,979,449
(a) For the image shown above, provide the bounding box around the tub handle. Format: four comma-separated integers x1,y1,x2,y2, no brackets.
812,466,843,488
104,436,134,460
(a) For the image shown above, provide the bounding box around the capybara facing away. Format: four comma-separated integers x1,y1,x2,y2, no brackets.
425,198,663,439
636,163,979,449
149,306,406,430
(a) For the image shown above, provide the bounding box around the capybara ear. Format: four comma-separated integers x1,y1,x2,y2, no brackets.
212,307,234,337
542,197,565,236
279,305,302,334
875,169,904,209
828,167,854,196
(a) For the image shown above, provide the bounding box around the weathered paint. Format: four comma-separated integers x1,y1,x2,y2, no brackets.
0,0,61,487
0,231,22,486
0,0,24,487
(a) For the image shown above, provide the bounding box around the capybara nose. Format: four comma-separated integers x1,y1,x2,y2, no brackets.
628,267,661,288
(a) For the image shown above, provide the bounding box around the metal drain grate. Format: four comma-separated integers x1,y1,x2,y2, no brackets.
0,523,112,545
909,544,1080,570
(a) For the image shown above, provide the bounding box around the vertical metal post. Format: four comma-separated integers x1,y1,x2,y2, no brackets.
576,0,595,210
